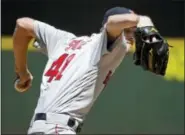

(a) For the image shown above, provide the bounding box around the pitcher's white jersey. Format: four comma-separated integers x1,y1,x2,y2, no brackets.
32,20,130,122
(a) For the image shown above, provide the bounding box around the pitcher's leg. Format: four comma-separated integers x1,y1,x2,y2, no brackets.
28,123,76,135
45,123,76,134
28,133,45,135
27,121,46,135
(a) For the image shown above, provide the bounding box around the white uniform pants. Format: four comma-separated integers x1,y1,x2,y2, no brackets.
27,113,80,135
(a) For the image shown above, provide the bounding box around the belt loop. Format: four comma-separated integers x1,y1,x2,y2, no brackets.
76,122,83,133
67,117,83,133
67,118,76,127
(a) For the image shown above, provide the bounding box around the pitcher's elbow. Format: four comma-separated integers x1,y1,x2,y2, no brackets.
16,17,32,28
15,17,35,37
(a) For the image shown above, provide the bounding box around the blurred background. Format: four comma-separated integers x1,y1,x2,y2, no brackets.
1,0,184,134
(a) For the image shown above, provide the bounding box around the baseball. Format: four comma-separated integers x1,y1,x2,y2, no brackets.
14,78,23,92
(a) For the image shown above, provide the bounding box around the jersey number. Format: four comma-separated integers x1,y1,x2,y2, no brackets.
45,53,76,82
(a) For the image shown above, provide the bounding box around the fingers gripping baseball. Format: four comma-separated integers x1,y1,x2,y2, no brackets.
14,71,33,92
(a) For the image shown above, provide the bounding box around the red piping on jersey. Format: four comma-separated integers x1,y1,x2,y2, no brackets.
55,124,58,135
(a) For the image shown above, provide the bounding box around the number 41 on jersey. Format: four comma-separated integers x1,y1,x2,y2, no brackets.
45,53,76,83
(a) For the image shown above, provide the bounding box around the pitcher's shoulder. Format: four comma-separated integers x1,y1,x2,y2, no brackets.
89,31,105,40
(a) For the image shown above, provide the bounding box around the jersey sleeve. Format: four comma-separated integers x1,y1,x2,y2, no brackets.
33,20,76,57
100,27,129,55
100,28,109,55
90,28,131,65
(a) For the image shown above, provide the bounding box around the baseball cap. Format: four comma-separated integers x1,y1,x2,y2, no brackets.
102,7,133,26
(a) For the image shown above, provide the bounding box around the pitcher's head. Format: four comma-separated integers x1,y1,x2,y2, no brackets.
102,7,136,45
102,7,133,26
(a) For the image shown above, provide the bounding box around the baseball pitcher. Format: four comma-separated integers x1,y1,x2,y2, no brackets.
13,7,170,134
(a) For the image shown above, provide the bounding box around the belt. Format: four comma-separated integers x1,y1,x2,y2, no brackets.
34,113,83,133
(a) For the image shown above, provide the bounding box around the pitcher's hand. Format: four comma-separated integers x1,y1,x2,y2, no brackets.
14,70,33,92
